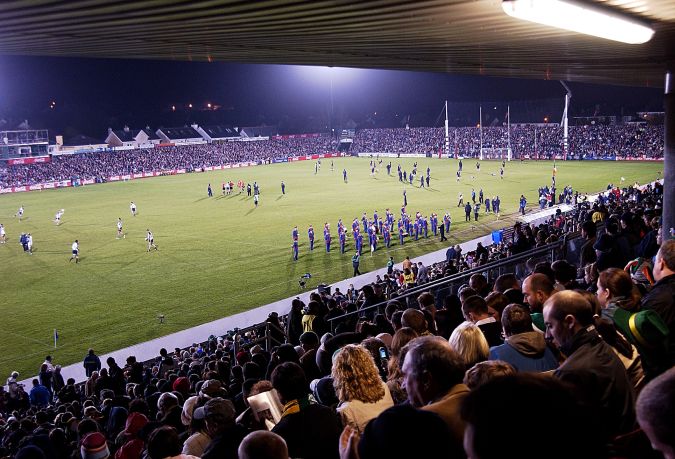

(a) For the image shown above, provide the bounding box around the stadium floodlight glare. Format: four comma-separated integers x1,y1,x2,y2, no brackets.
502,0,654,44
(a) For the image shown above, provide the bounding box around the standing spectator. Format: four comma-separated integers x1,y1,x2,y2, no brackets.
29,378,50,407
286,299,305,346
83,349,101,377
107,357,126,394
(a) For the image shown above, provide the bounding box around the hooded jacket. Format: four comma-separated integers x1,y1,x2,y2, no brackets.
489,331,559,372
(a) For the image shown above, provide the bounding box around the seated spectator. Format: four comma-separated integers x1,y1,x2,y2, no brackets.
400,308,429,336
146,425,197,459
81,432,111,459
461,296,503,347
461,373,603,459
636,367,675,459
449,322,489,369
641,239,675,368
385,327,418,405
400,336,468,455
543,291,636,437
271,362,341,459
493,273,520,293
463,360,516,390
343,405,457,459
238,430,289,459
115,412,148,459
489,304,559,372
332,345,394,432
522,273,554,331
194,398,248,459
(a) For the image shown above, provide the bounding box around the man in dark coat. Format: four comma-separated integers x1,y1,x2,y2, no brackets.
544,291,635,438
271,362,341,459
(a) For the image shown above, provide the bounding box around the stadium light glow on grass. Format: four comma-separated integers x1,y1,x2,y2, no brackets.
502,0,654,44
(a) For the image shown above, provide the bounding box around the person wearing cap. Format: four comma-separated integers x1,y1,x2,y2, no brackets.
158,392,184,434
115,412,148,459
81,432,110,459
194,397,248,459
271,362,341,459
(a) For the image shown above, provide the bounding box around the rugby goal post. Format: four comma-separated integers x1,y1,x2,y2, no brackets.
479,147,512,161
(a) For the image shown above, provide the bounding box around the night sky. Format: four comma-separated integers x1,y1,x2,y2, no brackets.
0,55,664,139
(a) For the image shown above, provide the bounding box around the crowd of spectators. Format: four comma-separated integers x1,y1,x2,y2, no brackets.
0,136,339,188
353,124,663,159
2,179,672,459
0,124,663,188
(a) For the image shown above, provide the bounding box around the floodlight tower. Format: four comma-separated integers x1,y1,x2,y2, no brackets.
560,81,572,160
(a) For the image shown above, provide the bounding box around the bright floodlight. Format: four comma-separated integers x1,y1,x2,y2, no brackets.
502,0,654,44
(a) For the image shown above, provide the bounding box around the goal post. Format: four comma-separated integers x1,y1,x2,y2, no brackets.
479,147,512,161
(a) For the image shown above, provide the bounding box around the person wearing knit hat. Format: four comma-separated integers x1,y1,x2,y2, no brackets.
172,377,190,397
80,432,110,459
115,412,148,459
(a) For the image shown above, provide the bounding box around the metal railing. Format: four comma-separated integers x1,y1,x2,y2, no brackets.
326,235,576,328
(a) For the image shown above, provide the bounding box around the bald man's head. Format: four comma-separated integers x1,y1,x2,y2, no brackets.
238,431,289,459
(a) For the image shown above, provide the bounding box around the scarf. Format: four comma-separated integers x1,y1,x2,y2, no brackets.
281,395,311,418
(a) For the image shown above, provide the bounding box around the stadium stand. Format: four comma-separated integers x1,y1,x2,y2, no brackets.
0,124,663,188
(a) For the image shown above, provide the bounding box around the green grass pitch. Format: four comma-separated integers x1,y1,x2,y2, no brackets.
0,158,663,377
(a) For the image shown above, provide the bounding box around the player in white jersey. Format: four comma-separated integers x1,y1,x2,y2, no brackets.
69,240,79,263
130,201,137,217
26,233,33,254
16,206,24,220
116,218,125,239
54,209,64,225
146,229,158,251
0,224,5,243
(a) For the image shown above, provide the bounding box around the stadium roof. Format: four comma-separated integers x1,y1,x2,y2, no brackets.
0,1,673,88
201,126,239,138
157,126,202,140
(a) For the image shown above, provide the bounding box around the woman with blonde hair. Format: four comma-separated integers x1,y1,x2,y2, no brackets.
448,322,489,369
386,327,419,404
332,344,394,432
